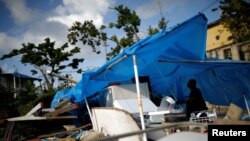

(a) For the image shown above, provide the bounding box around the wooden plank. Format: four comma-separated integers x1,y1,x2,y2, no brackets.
45,103,79,117
26,102,43,116
54,99,71,109
41,108,55,112
7,115,77,121
38,123,91,139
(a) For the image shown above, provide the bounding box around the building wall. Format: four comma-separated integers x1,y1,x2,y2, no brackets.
0,77,12,89
206,24,233,51
0,76,32,90
206,20,250,61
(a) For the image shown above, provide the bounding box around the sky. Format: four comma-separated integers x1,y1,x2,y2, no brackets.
0,0,220,83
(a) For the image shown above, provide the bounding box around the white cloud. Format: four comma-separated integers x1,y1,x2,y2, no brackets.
0,33,24,73
0,0,220,83
0,33,23,53
47,0,113,27
23,20,69,45
136,0,219,26
1,0,37,25
136,0,186,20
136,0,161,19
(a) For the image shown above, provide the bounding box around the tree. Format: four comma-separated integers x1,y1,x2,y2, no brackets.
1,38,84,90
0,83,15,116
68,5,168,60
0,80,42,116
216,0,250,42
15,80,38,115
148,17,168,35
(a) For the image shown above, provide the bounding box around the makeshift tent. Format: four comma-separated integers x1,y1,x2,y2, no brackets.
51,13,250,109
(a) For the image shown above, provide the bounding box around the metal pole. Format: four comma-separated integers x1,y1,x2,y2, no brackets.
13,76,16,98
243,95,250,115
85,98,94,125
159,59,250,64
91,55,128,79
133,55,147,141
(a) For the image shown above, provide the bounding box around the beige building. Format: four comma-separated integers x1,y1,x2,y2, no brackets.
206,20,250,61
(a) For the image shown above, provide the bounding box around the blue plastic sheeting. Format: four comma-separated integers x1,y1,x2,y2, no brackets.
51,89,71,108
51,13,250,109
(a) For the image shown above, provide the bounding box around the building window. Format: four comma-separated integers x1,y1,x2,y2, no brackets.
206,52,211,58
239,48,245,60
211,50,218,58
224,48,232,59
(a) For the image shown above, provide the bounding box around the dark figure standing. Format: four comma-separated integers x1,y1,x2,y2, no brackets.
186,79,208,119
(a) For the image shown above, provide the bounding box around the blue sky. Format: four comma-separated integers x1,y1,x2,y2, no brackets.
0,0,220,82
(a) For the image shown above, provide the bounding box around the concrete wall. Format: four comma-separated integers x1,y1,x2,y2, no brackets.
206,21,250,61
206,24,233,51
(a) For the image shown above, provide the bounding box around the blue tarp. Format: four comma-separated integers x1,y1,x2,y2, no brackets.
51,13,250,109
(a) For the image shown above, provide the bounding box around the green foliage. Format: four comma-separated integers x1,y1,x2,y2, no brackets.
1,38,84,89
148,17,168,35
148,26,160,35
33,89,56,108
219,0,250,42
111,5,141,39
0,80,40,116
158,17,168,30
0,84,15,112
15,81,38,115
68,20,107,53
15,81,37,105
104,5,141,59
67,5,168,60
